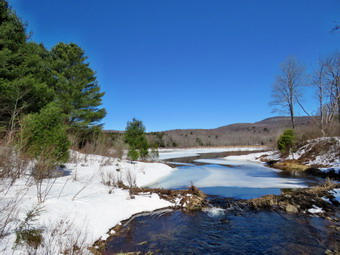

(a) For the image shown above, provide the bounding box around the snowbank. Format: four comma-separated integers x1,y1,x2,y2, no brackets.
0,151,174,254
223,151,278,162
289,137,340,168
158,146,266,160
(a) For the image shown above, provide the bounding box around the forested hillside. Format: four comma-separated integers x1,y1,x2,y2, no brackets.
144,116,338,148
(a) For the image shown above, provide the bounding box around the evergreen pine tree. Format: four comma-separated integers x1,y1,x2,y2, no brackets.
124,118,149,160
0,1,52,141
50,42,106,129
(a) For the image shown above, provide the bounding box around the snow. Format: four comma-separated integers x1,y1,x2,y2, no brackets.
308,205,324,214
150,155,306,190
0,151,175,254
0,146,327,254
332,189,340,203
288,137,340,167
158,147,266,160
223,151,277,162
322,197,332,204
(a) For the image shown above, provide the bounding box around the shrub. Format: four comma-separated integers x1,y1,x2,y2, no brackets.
127,147,139,161
277,129,296,155
20,102,70,164
124,118,149,160
15,206,44,250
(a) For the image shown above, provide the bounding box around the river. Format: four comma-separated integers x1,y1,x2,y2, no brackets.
102,149,337,254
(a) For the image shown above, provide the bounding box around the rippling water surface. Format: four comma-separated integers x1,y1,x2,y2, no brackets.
104,209,335,255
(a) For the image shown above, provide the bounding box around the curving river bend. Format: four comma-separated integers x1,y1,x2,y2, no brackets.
103,150,338,255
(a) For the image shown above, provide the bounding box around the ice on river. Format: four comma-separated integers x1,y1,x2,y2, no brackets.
148,160,307,191
158,147,264,160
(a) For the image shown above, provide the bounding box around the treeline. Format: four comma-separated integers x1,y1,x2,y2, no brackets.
0,0,106,160
145,116,321,148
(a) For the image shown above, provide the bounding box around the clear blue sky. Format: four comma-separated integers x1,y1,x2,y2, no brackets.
8,0,339,131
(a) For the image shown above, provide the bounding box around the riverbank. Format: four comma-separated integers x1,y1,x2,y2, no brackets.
263,137,340,180
95,180,340,255
0,151,177,254
93,148,340,254
0,146,272,254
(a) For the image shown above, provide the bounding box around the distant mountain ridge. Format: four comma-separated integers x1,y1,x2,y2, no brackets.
104,116,314,147
163,116,312,134
146,116,314,147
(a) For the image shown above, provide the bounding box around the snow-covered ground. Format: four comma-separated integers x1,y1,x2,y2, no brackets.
1,145,336,254
0,151,175,254
289,137,340,169
158,146,266,160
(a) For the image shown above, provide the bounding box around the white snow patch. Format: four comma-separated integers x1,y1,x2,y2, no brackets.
223,151,277,162
322,197,332,204
308,205,324,214
332,189,340,203
289,137,340,167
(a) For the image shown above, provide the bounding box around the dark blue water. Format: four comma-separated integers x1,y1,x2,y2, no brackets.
104,156,330,254
104,209,335,255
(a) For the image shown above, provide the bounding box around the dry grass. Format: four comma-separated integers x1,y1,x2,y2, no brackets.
272,161,309,171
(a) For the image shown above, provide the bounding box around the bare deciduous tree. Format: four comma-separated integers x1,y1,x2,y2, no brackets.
270,57,305,129
323,52,340,124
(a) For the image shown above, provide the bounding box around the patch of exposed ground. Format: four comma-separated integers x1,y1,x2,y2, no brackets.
246,181,340,214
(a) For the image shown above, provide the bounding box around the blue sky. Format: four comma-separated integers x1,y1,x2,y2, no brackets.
8,0,339,131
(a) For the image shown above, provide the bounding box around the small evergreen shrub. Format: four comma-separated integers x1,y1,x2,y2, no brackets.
127,147,139,161
21,102,70,164
124,118,149,160
15,206,43,250
277,129,296,155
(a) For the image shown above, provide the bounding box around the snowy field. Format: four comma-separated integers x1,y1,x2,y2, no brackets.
0,151,174,254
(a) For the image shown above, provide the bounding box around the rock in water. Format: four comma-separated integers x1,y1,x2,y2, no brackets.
285,204,298,213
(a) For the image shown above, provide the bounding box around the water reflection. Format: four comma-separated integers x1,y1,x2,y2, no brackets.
148,160,309,199
104,210,333,255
